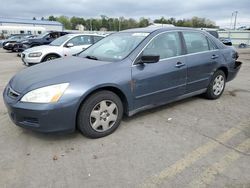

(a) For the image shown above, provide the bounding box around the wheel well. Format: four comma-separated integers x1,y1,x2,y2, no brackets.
31,44,39,47
42,53,61,62
77,86,129,119
217,67,228,79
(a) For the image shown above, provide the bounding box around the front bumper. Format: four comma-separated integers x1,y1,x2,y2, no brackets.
3,43,14,50
227,61,242,82
21,52,42,65
3,85,77,133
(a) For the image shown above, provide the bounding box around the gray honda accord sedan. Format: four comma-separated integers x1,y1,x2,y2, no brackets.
3,27,241,138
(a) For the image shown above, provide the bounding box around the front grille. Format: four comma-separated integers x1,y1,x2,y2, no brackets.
8,87,20,99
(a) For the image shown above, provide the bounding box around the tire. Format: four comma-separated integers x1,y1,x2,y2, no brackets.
204,70,226,99
42,54,59,62
12,45,17,52
77,90,123,138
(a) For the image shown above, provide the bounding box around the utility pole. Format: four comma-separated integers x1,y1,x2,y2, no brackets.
229,12,234,30
118,18,121,31
90,19,92,31
233,11,238,30
119,17,122,31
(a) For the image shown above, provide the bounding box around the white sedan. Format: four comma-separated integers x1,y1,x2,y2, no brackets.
21,33,104,66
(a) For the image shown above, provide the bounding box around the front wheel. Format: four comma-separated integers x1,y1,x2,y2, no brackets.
204,70,226,99
42,54,58,62
77,90,123,138
12,45,18,52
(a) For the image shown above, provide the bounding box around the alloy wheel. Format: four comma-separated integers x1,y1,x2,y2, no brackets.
213,75,225,96
89,100,118,132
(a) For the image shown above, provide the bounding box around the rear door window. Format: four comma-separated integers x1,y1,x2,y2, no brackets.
207,37,217,50
183,32,210,54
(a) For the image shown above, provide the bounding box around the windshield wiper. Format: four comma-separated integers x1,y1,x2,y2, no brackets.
85,55,98,60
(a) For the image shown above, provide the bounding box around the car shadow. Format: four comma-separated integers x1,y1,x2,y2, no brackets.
20,128,82,141
20,96,206,141
122,96,205,122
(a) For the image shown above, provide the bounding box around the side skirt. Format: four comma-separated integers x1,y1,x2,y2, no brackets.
128,88,207,116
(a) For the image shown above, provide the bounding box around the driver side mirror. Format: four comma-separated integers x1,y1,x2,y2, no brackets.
135,55,160,65
66,43,74,48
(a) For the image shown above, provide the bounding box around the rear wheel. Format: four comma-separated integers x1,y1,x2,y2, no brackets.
204,70,226,99
77,90,123,138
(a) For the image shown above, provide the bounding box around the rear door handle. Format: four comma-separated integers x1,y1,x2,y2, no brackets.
175,62,186,68
211,54,219,59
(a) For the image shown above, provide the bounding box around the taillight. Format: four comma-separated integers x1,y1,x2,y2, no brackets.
232,51,239,60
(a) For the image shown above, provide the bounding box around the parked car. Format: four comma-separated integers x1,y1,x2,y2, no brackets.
0,39,4,47
204,30,232,46
3,27,242,138
11,35,37,52
238,43,249,48
14,31,69,52
21,33,104,66
2,34,33,51
219,37,232,46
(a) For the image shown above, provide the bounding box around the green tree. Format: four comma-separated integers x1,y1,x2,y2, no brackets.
45,15,216,31
48,15,57,21
57,16,71,29
139,17,150,27
70,16,86,29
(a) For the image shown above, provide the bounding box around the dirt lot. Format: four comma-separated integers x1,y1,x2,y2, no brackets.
0,48,249,188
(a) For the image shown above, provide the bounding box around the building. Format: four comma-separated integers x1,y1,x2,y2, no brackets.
75,24,85,31
0,17,63,37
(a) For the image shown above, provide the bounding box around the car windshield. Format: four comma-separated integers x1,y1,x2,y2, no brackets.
79,32,149,62
50,35,72,46
8,36,20,40
36,32,49,39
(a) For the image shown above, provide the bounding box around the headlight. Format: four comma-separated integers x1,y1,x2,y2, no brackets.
28,52,42,57
4,43,9,46
21,83,69,103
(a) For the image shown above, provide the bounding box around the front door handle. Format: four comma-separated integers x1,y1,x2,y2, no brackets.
211,54,219,59
175,62,186,68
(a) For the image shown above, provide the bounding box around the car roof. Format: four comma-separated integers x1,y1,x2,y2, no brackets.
64,33,105,38
120,26,203,33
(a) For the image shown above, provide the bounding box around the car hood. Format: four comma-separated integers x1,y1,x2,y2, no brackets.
24,45,60,53
10,56,111,93
24,38,42,44
3,40,18,44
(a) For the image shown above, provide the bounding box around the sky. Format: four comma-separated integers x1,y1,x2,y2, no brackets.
0,0,250,28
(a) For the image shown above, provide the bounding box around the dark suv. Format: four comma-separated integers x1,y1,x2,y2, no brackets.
2,34,33,51
14,31,69,52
